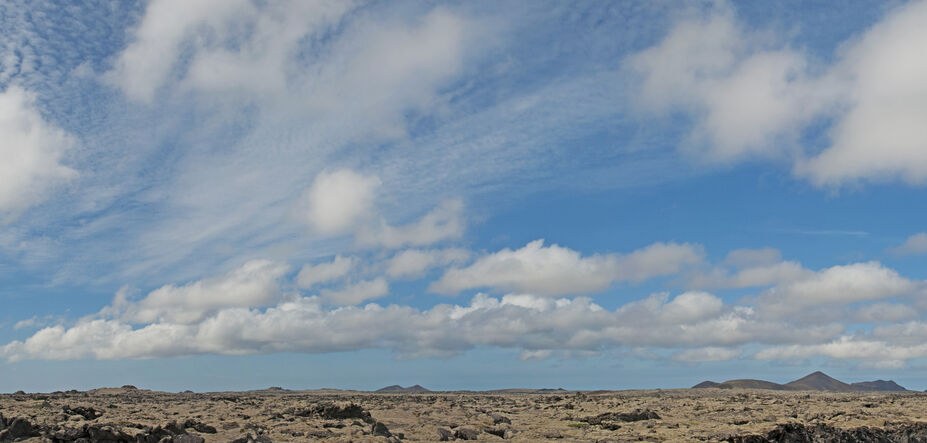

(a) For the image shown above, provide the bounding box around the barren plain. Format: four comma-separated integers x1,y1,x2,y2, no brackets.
4,386,927,442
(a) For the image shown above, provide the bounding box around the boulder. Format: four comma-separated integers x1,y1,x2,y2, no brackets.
455,427,479,440
372,421,392,437
485,425,507,438
173,435,205,443
490,413,511,425
182,419,217,434
63,405,104,420
1,418,39,440
436,428,453,441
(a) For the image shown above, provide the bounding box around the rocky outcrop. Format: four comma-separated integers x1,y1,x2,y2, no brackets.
62,405,104,420
726,422,927,442
582,408,661,429
0,415,214,442
455,427,480,440
286,402,373,422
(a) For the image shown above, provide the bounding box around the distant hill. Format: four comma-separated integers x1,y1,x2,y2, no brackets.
692,371,906,392
851,380,907,391
783,371,853,392
715,379,787,390
376,385,430,393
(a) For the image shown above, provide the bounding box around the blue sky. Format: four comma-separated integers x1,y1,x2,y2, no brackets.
3,0,927,392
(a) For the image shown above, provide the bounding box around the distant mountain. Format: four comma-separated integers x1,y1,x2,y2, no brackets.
692,371,907,392
715,379,787,390
376,385,430,393
783,371,853,392
851,380,907,391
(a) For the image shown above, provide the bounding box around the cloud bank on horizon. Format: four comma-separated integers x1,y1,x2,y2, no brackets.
3,0,927,381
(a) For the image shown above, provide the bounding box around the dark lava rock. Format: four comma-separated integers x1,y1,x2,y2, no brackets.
455,427,480,440
63,405,104,420
173,435,206,443
164,420,186,435
121,385,138,390
485,425,508,438
726,422,927,442
372,421,392,437
436,428,453,441
135,425,174,443
288,402,373,422
490,413,511,425
86,424,132,441
183,419,217,434
230,434,273,443
582,408,660,428
0,417,40,440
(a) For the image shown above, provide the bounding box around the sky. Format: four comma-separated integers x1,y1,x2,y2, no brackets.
2,0,927,393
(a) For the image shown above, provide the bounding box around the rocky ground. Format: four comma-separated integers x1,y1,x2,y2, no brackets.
3,386,927,442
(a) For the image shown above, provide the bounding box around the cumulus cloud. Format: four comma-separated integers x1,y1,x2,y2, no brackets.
628,1,927,186
106,0,474,142
0,86,77,215
754,336,927,363
756,262,921,317
105,0,255,102
357,199,465,249
430,240,704,296
797,1,927,185
854,303,918,324
320,278,389,305
113,260,289,324
296,255,356,289
0,290,839,363
627,4,827,162
890,232,927,256
688,259,811,290
300,169,380,235
385,248,470,279
672,346,742,363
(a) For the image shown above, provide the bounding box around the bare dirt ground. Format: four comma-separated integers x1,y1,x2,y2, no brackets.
3,386,927,442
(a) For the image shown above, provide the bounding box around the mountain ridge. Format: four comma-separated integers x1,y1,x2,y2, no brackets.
375,384,431,393
693,371,906,392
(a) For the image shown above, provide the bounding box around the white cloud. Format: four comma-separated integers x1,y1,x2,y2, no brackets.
689,260,811,289
357,199,465,249
0,290,841,363
385,248,470,279
0,86,77,215
890,232,927,256
754,336,927,362
320,278,389,305
105,0,256,102
756,262,920,317
431,240,703,296
672,346,742,362
115,259,289,324
296,255,355,289
627,5,827,162
854,303,918,324
628,1,927,186
797,1,927,186
300,169,380,235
